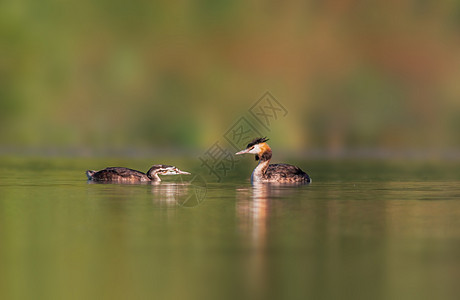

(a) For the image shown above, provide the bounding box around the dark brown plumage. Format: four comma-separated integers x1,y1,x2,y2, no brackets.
86,167,151,183
247,137,269,148
86,165,190,183
263,164,310,183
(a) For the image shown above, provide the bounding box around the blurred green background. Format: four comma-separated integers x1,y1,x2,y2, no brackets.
1,0,460,154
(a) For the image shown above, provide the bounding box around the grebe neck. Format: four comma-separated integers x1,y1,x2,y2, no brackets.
147,172,161,182
251,149,272,182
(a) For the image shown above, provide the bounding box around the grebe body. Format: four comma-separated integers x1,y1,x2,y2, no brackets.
86,165,190,183
236,137,310,183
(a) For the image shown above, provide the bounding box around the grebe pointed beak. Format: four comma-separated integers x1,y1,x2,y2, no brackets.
235,149,250,155
162,167,191,175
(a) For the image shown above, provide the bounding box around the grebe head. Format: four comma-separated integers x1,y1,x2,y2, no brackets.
235,137,272,160
147,165,190,178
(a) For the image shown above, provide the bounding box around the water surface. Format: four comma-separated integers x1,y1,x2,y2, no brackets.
0,157,459,300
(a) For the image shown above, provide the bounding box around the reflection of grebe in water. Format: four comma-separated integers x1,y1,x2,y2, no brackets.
86,165,190,183
150,181,190,208
235,137,311,183
235,183,281,297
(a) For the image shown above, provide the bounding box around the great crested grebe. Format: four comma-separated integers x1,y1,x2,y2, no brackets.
86,165,190,183
235,137,311,183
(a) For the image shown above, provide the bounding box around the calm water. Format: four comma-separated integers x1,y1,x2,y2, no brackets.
1,156,460,300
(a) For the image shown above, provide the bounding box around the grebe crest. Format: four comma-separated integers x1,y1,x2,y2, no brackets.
235,137,311,183
86,164,190,183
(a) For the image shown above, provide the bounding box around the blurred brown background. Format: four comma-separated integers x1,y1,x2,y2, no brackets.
1,0,459,155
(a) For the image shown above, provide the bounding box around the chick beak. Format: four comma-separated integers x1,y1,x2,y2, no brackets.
177,170,191,175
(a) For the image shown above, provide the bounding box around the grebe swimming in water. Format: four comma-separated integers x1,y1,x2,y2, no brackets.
86,165,190,183
235,137,311,183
